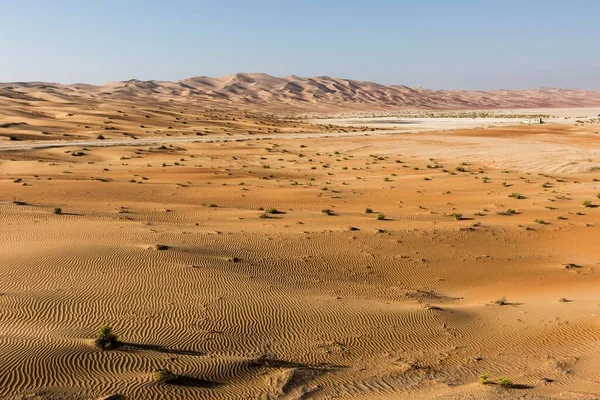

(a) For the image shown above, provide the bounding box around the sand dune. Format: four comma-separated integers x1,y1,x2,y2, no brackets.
2,73,600,113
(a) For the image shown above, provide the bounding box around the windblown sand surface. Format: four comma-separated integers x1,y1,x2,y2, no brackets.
1,83,600,399
2,114,600,399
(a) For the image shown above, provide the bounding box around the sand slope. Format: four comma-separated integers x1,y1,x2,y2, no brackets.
1,113,600,399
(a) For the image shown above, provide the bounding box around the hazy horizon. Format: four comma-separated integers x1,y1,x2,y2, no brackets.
2,0,599,90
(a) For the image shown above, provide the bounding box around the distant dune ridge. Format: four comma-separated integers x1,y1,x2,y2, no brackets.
2,72,600,112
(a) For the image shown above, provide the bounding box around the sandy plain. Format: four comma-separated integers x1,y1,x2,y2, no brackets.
1,101,600,399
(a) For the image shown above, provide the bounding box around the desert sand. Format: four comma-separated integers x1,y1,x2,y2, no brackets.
1,77,600,399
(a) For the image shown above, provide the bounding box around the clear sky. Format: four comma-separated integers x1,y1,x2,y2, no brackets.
1,0,598,89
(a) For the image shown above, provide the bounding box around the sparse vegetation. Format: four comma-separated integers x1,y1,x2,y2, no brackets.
94,325,118,350
451,212,463,221
494,296,508,306
377,213,386,220
498,377,513,388
53,207,62,215
153,368,179,384
478,373,492,385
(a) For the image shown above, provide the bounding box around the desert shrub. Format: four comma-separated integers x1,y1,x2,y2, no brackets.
451,213,463,221
94,325,118,350
494,296,508,306
321,208,334,215
53,207,62,215
153,368,179,383
377,213,386,220
478,373,492,385
583,200,592,208
509,193,524,199
456,166,466,172
498,209,516,216
365,208,373,214
498,377,513,388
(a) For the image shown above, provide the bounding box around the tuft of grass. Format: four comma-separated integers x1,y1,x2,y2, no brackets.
321,208,334,216
153,368,179,384
478,373,492,385
498,209,516,216
451,212,463,221
494,296,508,306
94,325,118,350
498,377,513,388
509,193,524,199
365,208,373,214
376,213,386,220
583,200,593,208
53,207,63,215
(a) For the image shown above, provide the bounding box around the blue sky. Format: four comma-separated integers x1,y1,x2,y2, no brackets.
1,0,598,89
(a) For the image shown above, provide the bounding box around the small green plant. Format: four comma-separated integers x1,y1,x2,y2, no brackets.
94,325,118,350
451,212,463,221
53,207,62,215
456,166,466,172
478,373,492,385
583,200,592,208
509,193,524,199
377,213,386,220
498,377,513,388
498,209,516,216
534,219,547,224
266,208,279,214
365,208,373,214
153,368,179,383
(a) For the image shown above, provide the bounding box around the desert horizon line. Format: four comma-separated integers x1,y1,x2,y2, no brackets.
2,72,599,92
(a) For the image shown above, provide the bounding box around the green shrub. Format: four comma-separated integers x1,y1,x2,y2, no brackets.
154,368,179,383
451,213,463,221
365,208,373,214
498,377,513,388
377,213,386,220
478,373,492,385
53,207,62,215
94,325,118,350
